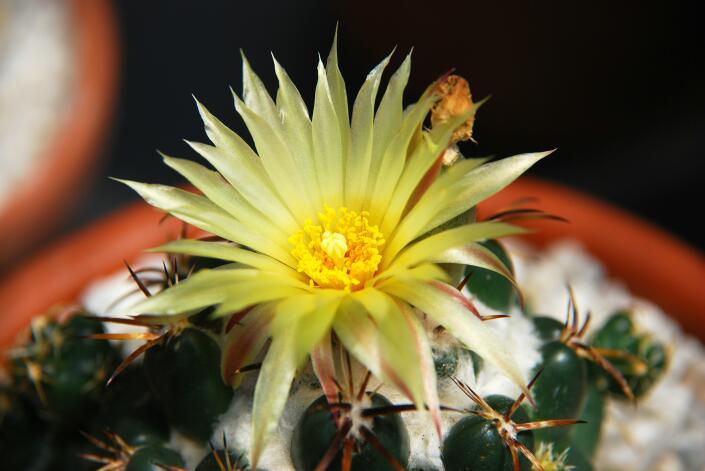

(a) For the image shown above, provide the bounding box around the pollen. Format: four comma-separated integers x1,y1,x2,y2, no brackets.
289,205,385,291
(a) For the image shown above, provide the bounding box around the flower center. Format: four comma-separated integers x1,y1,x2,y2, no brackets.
289,205,385,291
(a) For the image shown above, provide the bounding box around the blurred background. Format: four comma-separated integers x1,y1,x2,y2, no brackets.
0,0,703,274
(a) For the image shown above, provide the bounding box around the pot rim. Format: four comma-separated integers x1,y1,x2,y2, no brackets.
0,0,119,268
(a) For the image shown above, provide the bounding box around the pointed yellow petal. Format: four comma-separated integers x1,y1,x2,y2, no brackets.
381,278,527,393
427,242,519,291
313,59,345,207
369,93,436,225
409,150,554,239
346,53,392,208
380,108,475,236
311,332,338,405
118,180,294,264
332,299,383,379
123,268,258,316
270,293,342,363
387,221,526,270
250,327,298,468
184,131,299,234
221,303,274,386
325,27,350,156
232,93,315,221
240,51,281,129
149,239,299,276
368,53,411,199
373,262,450,286
211,283,310,318
161,155,289,248
250,294,342,466
272,56,321,209
354,289,428,409
395,300,442,435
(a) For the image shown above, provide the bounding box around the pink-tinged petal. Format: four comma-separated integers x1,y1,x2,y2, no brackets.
429,243,524,307
221,303,274,386
395,300,442,437
381,278,529,399
250,327,298,469
333,300,383,380
355,288,439,432
311,332,339,407
429,280,483,320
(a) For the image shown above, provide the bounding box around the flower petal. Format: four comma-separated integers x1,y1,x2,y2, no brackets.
313,59,345,208
272,56,321,209
346,52,392,209
270,293,342,364
250,294,342,466
332,299,383,380
221,303,274,386
149,239,299,276
123,268,308,319
160,155,289,248
369,93,436,225
406,150,554,240
250,326,298,468
380,278,529,396
311,332,338,406
184,128,299,233
387,221,526,270
123,268,258,316
233,93,316,221
355,288,440,430
395,300,442,435
380,108,476,236
368,52,411,198
117,180,294,264
325,28,350,157
240,51,281,131
210,283,310,318
428,242,519,291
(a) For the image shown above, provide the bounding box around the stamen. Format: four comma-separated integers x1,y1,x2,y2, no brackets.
289,205,385,291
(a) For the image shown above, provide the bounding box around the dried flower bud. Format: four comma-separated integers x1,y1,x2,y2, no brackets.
431,74,477,144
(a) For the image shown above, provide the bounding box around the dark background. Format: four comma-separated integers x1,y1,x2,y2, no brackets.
66,0,705,253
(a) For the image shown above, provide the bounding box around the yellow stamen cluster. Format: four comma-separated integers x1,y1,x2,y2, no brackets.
289,205,385,291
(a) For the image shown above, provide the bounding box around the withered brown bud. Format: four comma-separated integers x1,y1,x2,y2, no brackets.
430,74,476,144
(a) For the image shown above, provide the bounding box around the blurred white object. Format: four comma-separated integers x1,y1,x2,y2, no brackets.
0,0,74,208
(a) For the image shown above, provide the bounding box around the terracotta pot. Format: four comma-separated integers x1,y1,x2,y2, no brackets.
1,177,704,353
0,0,119,269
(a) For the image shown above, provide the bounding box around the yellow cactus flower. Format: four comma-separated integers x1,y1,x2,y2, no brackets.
118,34,551,465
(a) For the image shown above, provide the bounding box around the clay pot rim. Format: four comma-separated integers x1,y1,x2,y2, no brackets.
1,176,704,352
0,0,119,268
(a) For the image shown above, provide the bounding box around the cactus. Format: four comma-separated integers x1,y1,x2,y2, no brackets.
291,393,410,470
80,430,185,471
442,375,583,471
0,33,680,471
465,240,517,312
589,311,668,399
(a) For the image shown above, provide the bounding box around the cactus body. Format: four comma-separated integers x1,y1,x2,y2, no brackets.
465,241,516,311
291,394,410,471
144,327,233,442
442,395,534,471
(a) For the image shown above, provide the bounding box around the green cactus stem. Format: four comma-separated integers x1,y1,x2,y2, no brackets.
465,240,517,312
589,311,668,399
144,326,233,443
442,375,585,471
291,392,411,471
9,313,119,422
